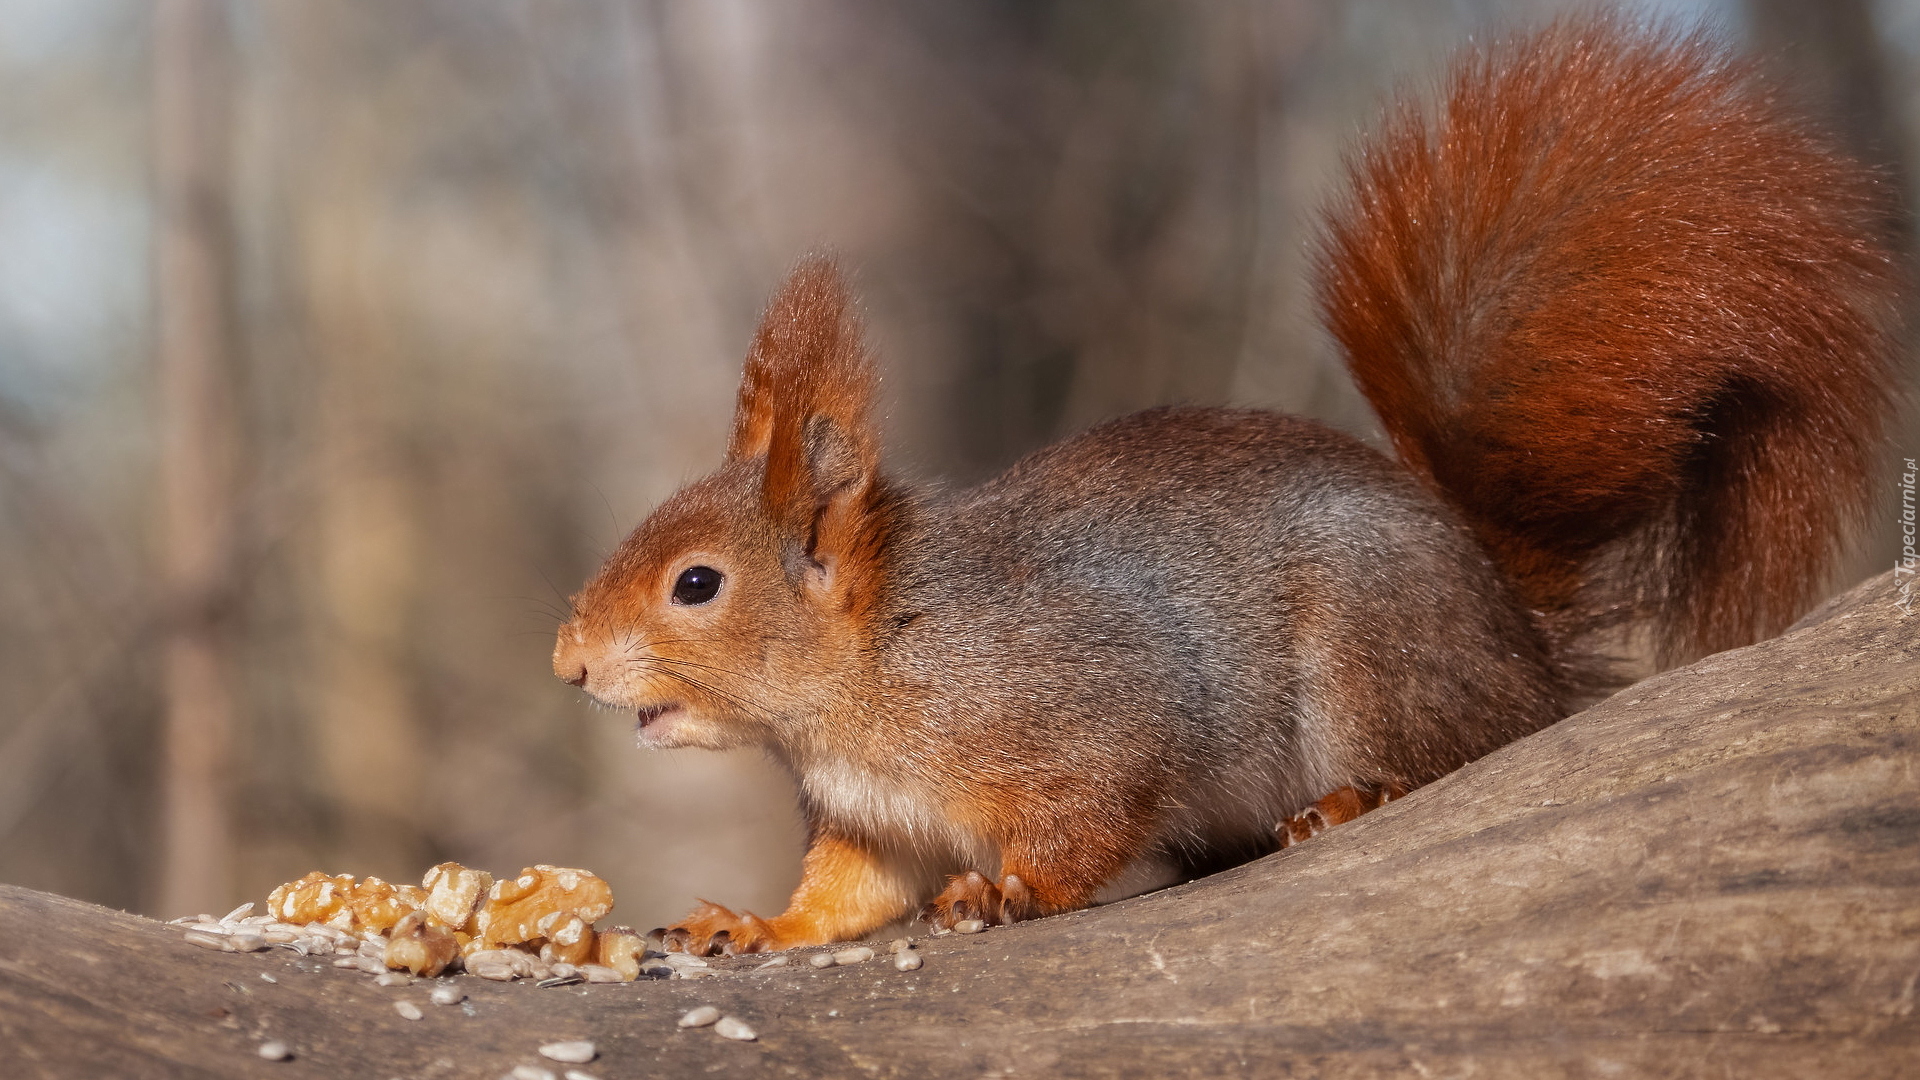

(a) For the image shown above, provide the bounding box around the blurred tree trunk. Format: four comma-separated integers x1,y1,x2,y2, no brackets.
153,0,239,918
279,8,428,881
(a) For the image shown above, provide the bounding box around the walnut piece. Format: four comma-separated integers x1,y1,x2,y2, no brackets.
593,927,646,981
538,914,595,966
421,862,493,932
345,877,422,935
266,871,355,927
384,911,460,977
475,865,613,950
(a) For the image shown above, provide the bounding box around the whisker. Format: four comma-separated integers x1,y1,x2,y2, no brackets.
636,662,778,721
629,654,783,692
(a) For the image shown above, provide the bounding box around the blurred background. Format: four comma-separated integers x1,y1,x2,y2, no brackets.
1,0,1915,926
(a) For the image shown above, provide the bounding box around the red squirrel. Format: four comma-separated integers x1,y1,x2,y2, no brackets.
552,18,1903,953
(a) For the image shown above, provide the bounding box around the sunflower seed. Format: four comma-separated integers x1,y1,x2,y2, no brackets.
538,1041,596,1064
256,1040,291,1061
430,983,466,1005
394,1000,423,1020
754,955,790,969
259,973,278,984
563,1072,600,1080
184,931,233,951
355,954,387,975
807,953,836,969
893,950,923,971
358,940,385,959
953,919,985,935
375,972,412,987
662,953,707,969
536,974,583,988
508,1066,556,1080
223,903,256,922
888,938,913,954
713,1016,756,1041
240,914,276,926
677,1005,720,1028
832,946,875,965
333,956,361,969
579,965,625,984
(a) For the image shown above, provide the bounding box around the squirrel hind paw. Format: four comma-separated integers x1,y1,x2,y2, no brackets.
922,870,1040,930
1277,782,1408,849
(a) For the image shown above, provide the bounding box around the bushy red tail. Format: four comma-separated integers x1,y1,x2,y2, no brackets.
1316,16,1905,667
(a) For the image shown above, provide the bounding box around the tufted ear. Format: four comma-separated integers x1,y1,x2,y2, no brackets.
726,257,888,599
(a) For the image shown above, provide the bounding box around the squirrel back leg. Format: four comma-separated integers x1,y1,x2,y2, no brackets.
1276,782,1407,849
922,796,1160,931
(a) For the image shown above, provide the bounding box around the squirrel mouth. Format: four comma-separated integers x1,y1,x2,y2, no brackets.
635,704,677,730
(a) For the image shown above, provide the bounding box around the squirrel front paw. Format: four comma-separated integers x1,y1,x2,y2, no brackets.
921,870,1040,931
662,900,777,955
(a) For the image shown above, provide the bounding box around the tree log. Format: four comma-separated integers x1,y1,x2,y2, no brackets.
3,572,1915,1078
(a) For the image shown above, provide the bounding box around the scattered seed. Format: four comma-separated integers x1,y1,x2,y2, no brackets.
184,931,233,952
713,1016,757,1041
832,946,875,966
431,984,466,1006
894,950,923,972
223,902,257,923
563,1072,600,1080
358,940,385,959
375,972,412,987
677,1006,720,1029
807,953,837,970
229,932,269,953
538,1041,596,1064
953,919,985,935
256,1040,290,1061
536,974,583,988
755,955,790,970
333,956,361,969
663,953,707,969
471,960,519,982
394,1000,423,1021
304,938,334,956
579,965,625,984
508,1067,556,1080
888,938,913,954
355,955,387,975
240,914,276,926
260,973,278,984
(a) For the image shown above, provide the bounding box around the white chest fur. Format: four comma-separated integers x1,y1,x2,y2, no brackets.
800,757,996,871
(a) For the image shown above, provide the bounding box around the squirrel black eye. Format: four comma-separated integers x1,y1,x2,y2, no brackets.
672,566,723,606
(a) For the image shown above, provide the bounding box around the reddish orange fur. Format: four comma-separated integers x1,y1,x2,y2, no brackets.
558,19,1906,954
1318,16,1903,665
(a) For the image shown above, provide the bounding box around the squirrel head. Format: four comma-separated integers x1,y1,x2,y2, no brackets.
554,257,896,753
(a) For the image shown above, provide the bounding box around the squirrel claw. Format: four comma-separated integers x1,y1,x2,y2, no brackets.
922,870,1040,930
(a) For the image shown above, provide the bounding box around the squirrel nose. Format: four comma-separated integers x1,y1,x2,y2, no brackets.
552,635,591,687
